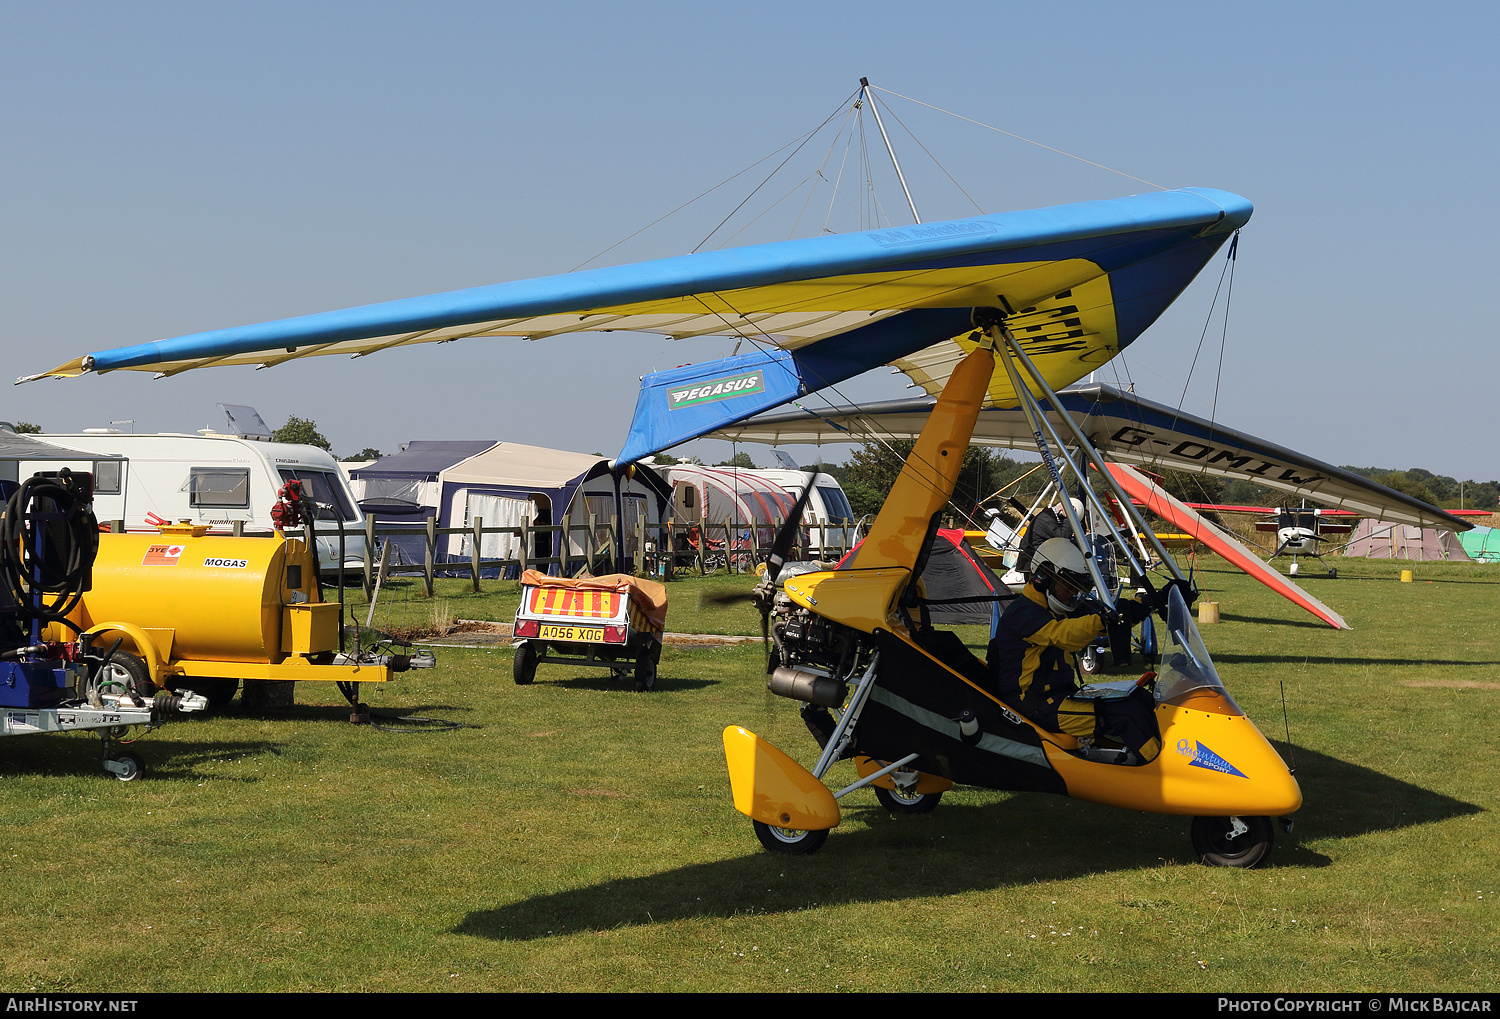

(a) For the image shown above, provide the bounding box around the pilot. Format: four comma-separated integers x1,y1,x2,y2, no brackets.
988,537,1161,762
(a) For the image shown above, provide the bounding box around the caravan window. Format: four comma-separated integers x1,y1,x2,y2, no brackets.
278,469,358,521
818,485,854,522
93,461,122,495
189,468,250,508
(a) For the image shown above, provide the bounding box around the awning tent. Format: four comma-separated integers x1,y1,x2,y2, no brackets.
436,443,672,574
0,431,127,469
1343,518,1471,562
349,439,497,515
349,439,497,566
664,465,797,546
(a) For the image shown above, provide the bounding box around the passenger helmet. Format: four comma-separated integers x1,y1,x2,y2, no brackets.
1032,537,1092,615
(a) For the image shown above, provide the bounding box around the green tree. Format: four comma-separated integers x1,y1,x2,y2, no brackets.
1375,470,1436,506
842,440,1022,522
272,416,332,453
13,422,40,434
651,453,678,465
714,452,758,469
343,447,382,461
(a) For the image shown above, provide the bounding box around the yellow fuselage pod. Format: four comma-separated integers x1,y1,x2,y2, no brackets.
871,629,1300,818
1044,689,1303,817
723,725,841,831
781,568,909,635
853,344,994,571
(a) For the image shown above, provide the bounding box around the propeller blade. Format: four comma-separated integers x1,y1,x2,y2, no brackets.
764,471,821,583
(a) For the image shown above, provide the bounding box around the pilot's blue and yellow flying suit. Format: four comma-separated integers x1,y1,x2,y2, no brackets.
988,584,1106,738
987,584,1162,759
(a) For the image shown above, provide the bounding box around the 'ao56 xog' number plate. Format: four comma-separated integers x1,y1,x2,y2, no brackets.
537,624,606,642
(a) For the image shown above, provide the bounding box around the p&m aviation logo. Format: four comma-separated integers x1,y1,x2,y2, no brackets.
1176,738,1247,778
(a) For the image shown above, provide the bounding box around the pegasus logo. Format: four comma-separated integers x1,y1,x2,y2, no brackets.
667,371,766,410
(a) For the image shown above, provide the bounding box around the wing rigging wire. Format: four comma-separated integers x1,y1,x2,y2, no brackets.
1170,231,1239,435
868,96,986,217
692,88,863,254
816,113,860,236
570,87,860,272
869,86,1167,191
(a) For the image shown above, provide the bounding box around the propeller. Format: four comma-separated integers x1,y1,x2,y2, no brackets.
698,471,823,660
764,472,820,584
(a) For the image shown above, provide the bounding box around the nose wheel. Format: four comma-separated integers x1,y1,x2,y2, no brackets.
1191,815,1273,867
753,821,828,855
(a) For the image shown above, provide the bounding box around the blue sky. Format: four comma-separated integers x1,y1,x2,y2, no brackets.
4,1,1496,479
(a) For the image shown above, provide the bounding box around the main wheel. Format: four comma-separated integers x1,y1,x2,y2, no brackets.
513,641,538,685
633,644,658,692
1191,815,1274,868
874,783,943,815
173,678,239,709
1078,644,1100,676
753,820,828,855
111,750,144,782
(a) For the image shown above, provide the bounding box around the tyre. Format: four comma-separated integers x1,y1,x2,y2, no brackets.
633,644,657,692
874,782,942,815
173,678,239,709
111,750,144,782
96,652,155,701
1079,644,1100,676
753,820,828,855
1191,815,1274,868
513,641,538,685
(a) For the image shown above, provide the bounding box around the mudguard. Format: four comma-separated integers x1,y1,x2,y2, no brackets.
723,725,841,831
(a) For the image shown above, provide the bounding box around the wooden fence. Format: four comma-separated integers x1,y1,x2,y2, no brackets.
326,514,860,598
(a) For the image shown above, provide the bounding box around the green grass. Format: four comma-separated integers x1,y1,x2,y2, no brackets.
0,558,1494,991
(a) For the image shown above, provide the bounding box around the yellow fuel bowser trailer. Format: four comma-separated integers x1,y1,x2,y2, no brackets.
56,524,404,707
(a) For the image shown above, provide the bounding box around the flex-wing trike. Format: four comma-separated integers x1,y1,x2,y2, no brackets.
723,318,1302,867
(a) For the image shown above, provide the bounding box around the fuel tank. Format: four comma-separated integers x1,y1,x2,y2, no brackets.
74,525,326,664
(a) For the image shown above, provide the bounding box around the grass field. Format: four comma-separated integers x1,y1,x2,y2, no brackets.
0,558,1494,992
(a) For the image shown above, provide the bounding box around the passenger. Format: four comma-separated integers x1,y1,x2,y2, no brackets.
1015,498,1083,580
988,537,1161,762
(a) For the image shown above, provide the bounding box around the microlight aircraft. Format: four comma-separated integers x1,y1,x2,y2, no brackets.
24,183,1301,864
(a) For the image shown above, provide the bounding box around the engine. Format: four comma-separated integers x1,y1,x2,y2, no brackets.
766,586,876,708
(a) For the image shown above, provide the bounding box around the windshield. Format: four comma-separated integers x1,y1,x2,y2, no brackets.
1153,584,1241,714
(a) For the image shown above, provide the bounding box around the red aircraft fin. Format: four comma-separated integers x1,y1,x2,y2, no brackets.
1107,462,1351,630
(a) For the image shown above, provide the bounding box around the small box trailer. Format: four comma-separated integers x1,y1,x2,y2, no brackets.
511,570,666,691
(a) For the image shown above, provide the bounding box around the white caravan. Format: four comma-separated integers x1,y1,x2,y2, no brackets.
741,468,858,555
16,429,367,569
673,466,857,557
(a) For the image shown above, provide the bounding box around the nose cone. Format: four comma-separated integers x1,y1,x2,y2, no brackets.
1155,708,1303,817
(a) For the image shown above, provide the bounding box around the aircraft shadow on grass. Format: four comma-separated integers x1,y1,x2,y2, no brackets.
1213,653,1500,667
1217,612,1331,630
454,744,1478,942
